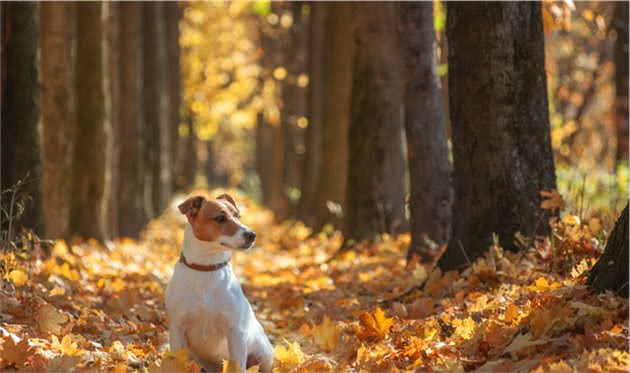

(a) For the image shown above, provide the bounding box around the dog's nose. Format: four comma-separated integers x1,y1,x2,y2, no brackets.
243,231,256,242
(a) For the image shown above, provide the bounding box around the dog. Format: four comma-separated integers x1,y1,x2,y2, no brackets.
165,194,274,372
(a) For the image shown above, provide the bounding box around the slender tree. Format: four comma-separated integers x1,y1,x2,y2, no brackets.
587,203,629,297
1,2,43,236
69,2,107,240
104,1,120,238
298,2,326,226
345,2,406,241
143,2,171,218
398,2,452,261
40,2,75,238
165,1,182,190
438,2,557,271
117,1,146,238
280,2,308,219
614,1,629,163
313,2,355,230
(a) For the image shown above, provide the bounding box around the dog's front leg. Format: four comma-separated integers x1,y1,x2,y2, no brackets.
226,329,247,373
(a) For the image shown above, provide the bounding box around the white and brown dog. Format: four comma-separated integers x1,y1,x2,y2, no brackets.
165,194,273,372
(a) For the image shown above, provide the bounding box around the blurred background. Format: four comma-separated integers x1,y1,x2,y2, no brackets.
1,0,628,243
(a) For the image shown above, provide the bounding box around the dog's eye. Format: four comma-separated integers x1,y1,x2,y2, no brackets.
215,215,227,224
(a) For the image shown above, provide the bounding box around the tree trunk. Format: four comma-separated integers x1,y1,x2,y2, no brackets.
398,2,452,261
255,10,278,209
40,2,74,239
313,2,354,230
280,2,308,219
117,1,146,238
1,2,43,236
298,1,326,226
345,2,406,242
438,2,557,271
165,1,182,191
181,113,197,189
104,2,119,238
587,203,629,297
614,1,629,164
69,2,107,240
143,2,171,218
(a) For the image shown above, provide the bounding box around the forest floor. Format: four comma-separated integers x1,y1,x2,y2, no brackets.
0,189,628,372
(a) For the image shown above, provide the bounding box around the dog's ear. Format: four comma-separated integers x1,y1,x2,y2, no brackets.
178,196,205,218
217,193,239,215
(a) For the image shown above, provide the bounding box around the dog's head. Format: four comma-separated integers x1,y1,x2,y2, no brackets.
178,194,256,250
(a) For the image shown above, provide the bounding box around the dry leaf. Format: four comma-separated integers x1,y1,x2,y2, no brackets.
357,307,394,340
311,315,340,351
37,304,69,336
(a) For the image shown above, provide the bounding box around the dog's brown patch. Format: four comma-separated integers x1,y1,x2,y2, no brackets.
178,195,242,242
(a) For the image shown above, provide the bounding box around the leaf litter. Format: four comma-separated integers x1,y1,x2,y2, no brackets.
0,190,628,372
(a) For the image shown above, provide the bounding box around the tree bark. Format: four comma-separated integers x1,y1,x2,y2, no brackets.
143,2,171,218
313,2,354,230
280,2,308,219
1,2,43,236
117,1,146,238
398,2,452,261
104,2,119,238
181,113,197,189
40,2,74,239
438,2,557,271
587,203,629,297
298,1,326,226
614,1,629,164
69,2,107,240
345,2,406,242
165,1,182,190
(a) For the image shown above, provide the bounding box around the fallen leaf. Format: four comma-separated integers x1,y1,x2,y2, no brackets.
357,307,394,340
311,315,340,351
37,304,69,335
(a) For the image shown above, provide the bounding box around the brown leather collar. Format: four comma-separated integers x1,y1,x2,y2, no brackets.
179,254,230,272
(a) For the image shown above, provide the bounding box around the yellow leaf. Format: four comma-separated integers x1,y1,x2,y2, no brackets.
453,317,476,339
49,286,66,297
504,304,520,324
274,340,304,370
311,315,341,351
37,304,69,335
8,270,27,286
527,277,561,292
357,307,394,340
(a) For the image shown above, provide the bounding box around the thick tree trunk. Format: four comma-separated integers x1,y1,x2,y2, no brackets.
438,2,557,271
104,2,120,238
117,1,146,238
313,2,354,230
165,1,182,191
345,2,406,241
69,2,107,240
298,2,326,226
614,2,629,164
1,2,42,236
587,203,629,297
40,2,74,239
398,2,452,261
143,2,171,218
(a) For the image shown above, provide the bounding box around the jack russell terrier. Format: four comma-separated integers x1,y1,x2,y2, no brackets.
165,194,274,372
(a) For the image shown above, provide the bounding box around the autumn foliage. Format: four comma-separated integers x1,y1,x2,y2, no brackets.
1,190,627,371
